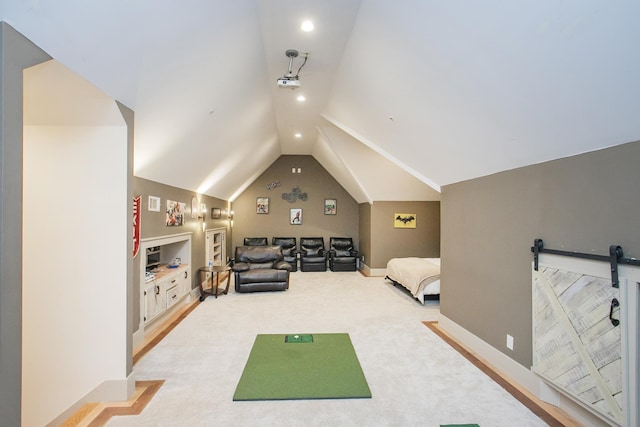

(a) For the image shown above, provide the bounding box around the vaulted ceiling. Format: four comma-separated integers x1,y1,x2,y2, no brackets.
4,1,639,203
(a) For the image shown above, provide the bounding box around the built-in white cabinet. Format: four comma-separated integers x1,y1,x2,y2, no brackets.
143,281,166,324
206,228,226,267
138,233,192,338
143,265,190,324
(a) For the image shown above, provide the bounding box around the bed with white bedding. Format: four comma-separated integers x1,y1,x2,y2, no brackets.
385,257,440,303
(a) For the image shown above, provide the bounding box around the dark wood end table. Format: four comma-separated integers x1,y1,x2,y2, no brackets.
198,265,231,301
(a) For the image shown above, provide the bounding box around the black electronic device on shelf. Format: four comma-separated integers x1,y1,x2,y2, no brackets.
146,246,160,272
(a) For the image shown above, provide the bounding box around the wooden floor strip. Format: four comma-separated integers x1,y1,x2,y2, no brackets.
133,299,200,365
422,321,580,427
61,380,164,427
87,380,165,427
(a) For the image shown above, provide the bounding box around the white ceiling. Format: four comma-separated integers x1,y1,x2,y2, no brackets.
4,1,640,203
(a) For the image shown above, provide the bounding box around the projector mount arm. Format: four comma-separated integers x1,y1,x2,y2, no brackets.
284,49,308,79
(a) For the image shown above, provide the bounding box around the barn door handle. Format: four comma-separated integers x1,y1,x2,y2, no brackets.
609,298,620,327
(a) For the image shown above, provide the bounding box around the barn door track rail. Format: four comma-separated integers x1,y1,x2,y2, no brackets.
531,238,640,287
531,238,640,327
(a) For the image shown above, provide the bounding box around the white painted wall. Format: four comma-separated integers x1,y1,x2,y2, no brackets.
22,60,130,426
23,125,128,426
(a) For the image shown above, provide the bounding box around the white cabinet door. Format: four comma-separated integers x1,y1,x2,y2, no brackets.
143,281,166,324
179,269,190,297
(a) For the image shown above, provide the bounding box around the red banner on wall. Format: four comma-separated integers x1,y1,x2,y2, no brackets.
133,195,141,258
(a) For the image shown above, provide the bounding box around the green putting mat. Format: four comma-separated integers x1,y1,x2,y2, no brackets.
233,333,371,401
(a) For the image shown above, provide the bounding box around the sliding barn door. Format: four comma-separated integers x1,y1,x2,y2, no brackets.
532,256,623,425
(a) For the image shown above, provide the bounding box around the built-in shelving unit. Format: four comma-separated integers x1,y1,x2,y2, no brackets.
135,233,192,349
206,227,226,266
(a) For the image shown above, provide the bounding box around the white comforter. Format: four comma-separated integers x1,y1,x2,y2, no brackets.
386,257,441,303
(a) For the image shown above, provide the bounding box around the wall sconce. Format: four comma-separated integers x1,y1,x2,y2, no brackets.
198,203,207,232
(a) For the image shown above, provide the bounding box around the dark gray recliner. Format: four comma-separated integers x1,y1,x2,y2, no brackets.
233,246,292,293
328,237,358,272
272,237,297,272
299,237,327,272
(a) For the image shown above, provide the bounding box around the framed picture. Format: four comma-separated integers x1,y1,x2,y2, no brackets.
211,208,221,219
256,197,269,214
290,208,302,225
394,213,416,229
324,198,337,215
166,200,185,226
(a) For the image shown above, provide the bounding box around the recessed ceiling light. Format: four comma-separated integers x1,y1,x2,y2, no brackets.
301,20,314,32
294,133,302,138
297,95,306,102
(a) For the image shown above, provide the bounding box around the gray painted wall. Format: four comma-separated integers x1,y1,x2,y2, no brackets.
117,102,135,377
0,22,51,425
369,201,440,269
358,203,372,268
232,155,359,251
133,177,231,333
441,139,640,367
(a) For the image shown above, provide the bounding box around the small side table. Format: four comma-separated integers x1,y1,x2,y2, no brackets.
198,265,231,301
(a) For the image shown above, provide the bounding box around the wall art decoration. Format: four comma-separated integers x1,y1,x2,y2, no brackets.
211,208,221,219
290,208,302,225
324,199,337,215
166,200,185,226
133,195,141,258
394,213,416,228
266,180,281,190
282,186,307,203
256,197,269,214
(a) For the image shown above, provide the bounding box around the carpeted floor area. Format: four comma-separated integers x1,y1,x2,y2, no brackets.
107,272,548,427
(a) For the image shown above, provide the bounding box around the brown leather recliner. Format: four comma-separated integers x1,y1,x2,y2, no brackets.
232,245,292,293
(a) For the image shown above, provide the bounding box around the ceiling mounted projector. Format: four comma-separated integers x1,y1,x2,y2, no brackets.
277,77,301,89
277,49,308,90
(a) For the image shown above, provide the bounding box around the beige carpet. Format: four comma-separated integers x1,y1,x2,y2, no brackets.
107,272,547,427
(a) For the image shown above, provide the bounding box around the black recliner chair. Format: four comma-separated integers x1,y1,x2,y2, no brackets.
232,245,292,293
328,237,358,272
299,237,327,272
243,237,268,246
272,237,297,272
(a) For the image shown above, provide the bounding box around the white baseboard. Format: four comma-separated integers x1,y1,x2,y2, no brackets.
132,327,144,351
438,314,609,427
47,372,135,426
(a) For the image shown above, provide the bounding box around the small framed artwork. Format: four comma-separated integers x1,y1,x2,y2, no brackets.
211,208,221,219
394,213,416,229
166,200,185,226
324,198,337,215
256,197,269,214
290,208,302,225
148,196,161,212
